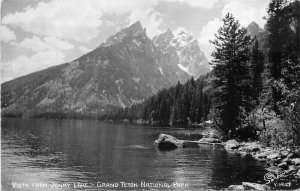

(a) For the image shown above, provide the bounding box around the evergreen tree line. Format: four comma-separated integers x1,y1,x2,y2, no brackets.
101,75,212,125
258,0,300,148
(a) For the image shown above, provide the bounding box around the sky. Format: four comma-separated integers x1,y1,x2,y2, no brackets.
1,0,269,83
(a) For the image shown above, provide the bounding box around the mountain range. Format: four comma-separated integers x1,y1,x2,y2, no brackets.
1,21,210,116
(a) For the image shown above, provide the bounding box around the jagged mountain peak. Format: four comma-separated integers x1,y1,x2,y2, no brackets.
153,27,210,78
127,21,143,33
173,29,193,38
153,29,174,50
158,28,174,38
102,21,146,47
248,21,260,28
171,29,195,48
166,28,173,34
247,21,263,37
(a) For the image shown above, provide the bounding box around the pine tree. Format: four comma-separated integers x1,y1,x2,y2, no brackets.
266,0,291,113
277,1,300,148
251,40,264,103
210,13,252,137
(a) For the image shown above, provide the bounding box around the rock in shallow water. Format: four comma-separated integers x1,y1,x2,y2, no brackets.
255,152,269,159
288,165,297,171
242,182,270,190
227,182,270,191
239,142,261,153
267,152,280,160
225,139,240,150
278,162,288,169
287,153,295,159
154,134,184,150
198,137,222,143
280,150,290,158
227,185,245,190
265,166,283,174
292,158,300,166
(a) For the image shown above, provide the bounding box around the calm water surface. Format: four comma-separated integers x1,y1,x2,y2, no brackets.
1,118,267,190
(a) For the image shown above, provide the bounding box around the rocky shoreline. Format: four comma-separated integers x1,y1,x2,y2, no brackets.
224,140,300,190
154,132,300,190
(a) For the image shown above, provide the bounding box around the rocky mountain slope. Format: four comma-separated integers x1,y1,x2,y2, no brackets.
246,21,268,53
247,21,263,37
1,21,210,116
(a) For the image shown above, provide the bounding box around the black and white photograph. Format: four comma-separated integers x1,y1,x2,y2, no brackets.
1,0,300,190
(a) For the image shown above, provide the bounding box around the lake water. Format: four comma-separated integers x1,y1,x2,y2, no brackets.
1,118,268,190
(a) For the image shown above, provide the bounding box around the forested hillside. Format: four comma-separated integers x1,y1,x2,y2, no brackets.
101,74,212,125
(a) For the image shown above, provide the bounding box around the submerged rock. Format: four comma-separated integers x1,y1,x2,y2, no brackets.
292,158,300,166
227,185,244,190
255,151,269,159
154,134,184,150
242,182,270,190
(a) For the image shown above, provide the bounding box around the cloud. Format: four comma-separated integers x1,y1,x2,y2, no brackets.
1,50,67,83
164,0,218,9
2,0,160,43
99,0,159,15
1,0,163,82
197,0,269,61
3,0,215,44
2,0,104,42
1,25,16,42
16,36,74,52
2,35,74,83
129,9,164,38
198,18,222,61
222,0,268,28
173,27,189,34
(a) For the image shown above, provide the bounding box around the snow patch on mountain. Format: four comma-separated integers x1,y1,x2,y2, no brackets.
154,28,210,78
158,67,164,75
178,64,192,76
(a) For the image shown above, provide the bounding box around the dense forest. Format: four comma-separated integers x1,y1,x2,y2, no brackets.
103,0,300,147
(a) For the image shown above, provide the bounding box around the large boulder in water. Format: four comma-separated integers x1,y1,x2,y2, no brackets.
154,134,184,150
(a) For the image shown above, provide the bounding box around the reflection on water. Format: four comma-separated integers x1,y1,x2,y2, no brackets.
1,118,267,190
